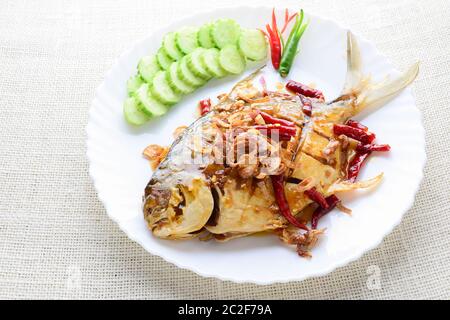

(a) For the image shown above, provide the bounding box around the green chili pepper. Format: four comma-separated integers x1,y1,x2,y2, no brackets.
279,9,309,78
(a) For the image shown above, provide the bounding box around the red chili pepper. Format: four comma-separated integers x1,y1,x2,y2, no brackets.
356,143,391,153
299,95,312,116
346,119,368,132
266,24,281,70
311,195,340,229
199,98,211,116
347,152,371,182
254,124,297,141
272,8,278,31
304,187,329,209
281,9,298,34
333,124,376,144
286,80,325,101
347,142,390,181
257,111,295,127
271,175,308,230
265,9,282,70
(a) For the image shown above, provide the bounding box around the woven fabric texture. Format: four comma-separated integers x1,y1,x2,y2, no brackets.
0,0,449,299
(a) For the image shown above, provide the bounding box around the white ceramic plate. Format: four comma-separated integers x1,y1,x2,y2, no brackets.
87,6,425,284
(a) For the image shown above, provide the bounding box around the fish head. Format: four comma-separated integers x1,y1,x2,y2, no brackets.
144,177,214,239
143,115,217,239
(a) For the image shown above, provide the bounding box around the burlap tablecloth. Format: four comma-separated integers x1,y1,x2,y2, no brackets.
0,0,449,299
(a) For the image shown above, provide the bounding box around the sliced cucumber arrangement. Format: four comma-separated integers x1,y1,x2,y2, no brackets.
238,29,268,61
150,71,181,105
187,48,213,80
167,62,196,95
137,55,160,83
178,56,206,87
163,32,184,61
176,26,199,54
124,18,268,125
219,45,246,74
123,97,150,126
211,19,241,49
198,23,214,49
201,48,227,78
136,83,168,117
156,48,174,70
127,74,144,96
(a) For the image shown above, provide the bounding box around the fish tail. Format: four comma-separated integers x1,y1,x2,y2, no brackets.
343,31,363,92
340,31,419,118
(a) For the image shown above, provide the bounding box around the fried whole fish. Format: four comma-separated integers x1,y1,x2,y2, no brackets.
143,32,418,251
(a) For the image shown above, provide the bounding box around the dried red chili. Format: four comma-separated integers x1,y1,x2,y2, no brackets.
356,143,391,153
254,124,297,141
333,124,376,144
311,195,340,229
286,80,325,101
299,95,312,117
271,175,308,230
305,187,329,209
257,111,295,127
347,152,371,182
199,98,211,116
346,119,368,132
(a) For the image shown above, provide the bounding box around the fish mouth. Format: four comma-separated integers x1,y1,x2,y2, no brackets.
144,178,214,240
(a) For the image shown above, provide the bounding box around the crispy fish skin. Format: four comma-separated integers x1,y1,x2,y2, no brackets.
204,178,285,235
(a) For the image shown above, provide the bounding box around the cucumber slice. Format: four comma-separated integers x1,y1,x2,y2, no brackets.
201,48,227,78
123,97,150,126
186,48,212,80
198,23,214,48
238,29,268,61
163,32,184,61
127,74,144,96
175,27,199,54
211,19,241,49
156,47,174,70
219,45,246,74
137,55,160,83
177,56,206,87
167,62,195,95
136,83,168,117
150,71,181,105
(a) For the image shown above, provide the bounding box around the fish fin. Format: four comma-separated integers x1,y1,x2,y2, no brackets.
343,31,363,93
355,62,419,117
229,65,266,94
340,31,419,117
327,173,384,193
